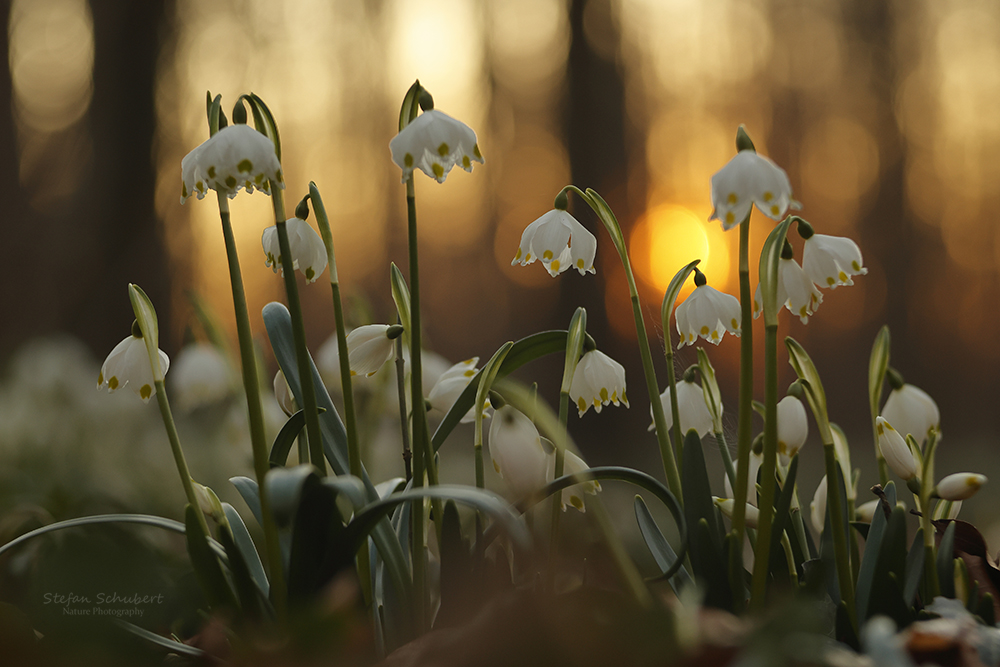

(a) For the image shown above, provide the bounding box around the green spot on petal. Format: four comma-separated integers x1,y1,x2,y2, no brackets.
108,376,119,390
404,153,414,167
432,163,444,179
225,175,237,188
462,155,471,169
140,384,152,400
207,166,216,179
437,142,450,156
305,267,315,281
237,158,253,173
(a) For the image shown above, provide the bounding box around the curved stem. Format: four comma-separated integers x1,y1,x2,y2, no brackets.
548,392,570,587
215,193,286,619
153,380,211,539
663,336,684,471
270,188,325,474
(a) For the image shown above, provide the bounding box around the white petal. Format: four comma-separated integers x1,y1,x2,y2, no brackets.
803,234,866,289
389,109,483,183
876,417,918,481
346,324,395,377
776,396,808,458
488,406,548,498
880,384,939,445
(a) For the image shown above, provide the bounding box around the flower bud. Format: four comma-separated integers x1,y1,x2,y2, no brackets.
876,417,918,481
935,473,986,501
714,497,759,528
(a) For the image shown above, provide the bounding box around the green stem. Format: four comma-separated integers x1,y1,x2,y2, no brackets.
215,193,286,619
548,392,570,587
153,380,211,539
823,442,858,629
716,430,737,494
566,186,682,499
780,532,799,589
395,336,413,482
270,189,325,475
729,213,753,612
405,177,427,631
664,337,684,472
750,323,779,610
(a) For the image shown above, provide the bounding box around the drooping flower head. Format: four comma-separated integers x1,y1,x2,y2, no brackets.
710,149,795,230
549,450,601,512
488,405,549,499
181,124,283,203
169,342,231,410
675,268,741,347
262,217,328,284
880,375,940,447
346,324,403,378
98,322,170,403
513,208,597,277
569,349,628,417
801,230,867,289
389,90,483,183
876,417,919,481
936,473,986,501
650,377,714,438
776,394,809,462
753,250,823,324
428,357,484,423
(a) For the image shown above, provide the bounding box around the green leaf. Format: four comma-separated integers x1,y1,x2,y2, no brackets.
868,325,891,421
247,92,281,161
184,505,238,612
222,503,269,598
903,528,925,605
560,308,587,394
113,619,206,658
583,188,627,259
661,259,701,341
634,495,692,592
515,465,688,581
389,263,411,336
128,284,165,383
758,216,795,327
269,409,310,468
936,520,957,599
785,337,832,445
693,518,731,610
206,92,222,136
265,465,316,530
398,80,422,131
476,341,513,424
768,454,799,581
682,430,722,553
217,520,266,620
344,486,531,559
867,505,909,622
0,513,225,560
432,331,581,451
696,348,724,433
436,500,474,628
322,476,368,512
230,476,263,527
287,473,351,603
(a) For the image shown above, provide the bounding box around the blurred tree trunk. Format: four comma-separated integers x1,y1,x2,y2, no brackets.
562,0,634,349
73,0,173,354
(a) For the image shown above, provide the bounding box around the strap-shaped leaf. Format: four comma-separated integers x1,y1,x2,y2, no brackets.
903,527,924,605
696,348,724,434
223,503,269,598
269,408,311,468
185,505,238,612
682,430,722,555
867,505,909,623
398,80,422,131
113,619,206,658
786,337,832,445
206,92,222,136
868,325,891,422
855,488,891,622
936,520,957,599
634,495,692,592
390,263,411,336
431,331,585,451
660,259,701,337
246,92,281,160
758,216,795,327
768,454,799,580
230,476,263,527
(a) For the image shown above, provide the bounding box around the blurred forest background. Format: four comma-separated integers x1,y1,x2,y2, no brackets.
2,0,1000,523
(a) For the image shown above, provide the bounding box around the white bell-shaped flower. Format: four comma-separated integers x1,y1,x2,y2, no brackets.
98,334,170,403
936,473,987,501
428,357,482,423
709,150,795,230
714,497,759,528
650,379,713,438
389,109,483,183
810,475,827,535
777,395,809,462
803,234,867,289
262,217,328,284
675,277,741,348
753,258,823,324
346,324,398,378
569,349,628,417
549,450,601,512
856,499,880,523
724,451,762,506
180,124,283,203
880,383,940,446
488,405,549,499
876,417,919,481
170,343,231,410
512,209,597,277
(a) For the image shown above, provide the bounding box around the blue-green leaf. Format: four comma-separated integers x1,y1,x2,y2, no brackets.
634,495,692,592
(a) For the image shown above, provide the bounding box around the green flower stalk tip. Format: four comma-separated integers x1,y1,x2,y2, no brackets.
736,125,756,152
295,195,310,220
232,101,247,125
419,89,434,111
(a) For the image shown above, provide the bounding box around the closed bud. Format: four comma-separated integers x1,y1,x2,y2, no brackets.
935,473,987,501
